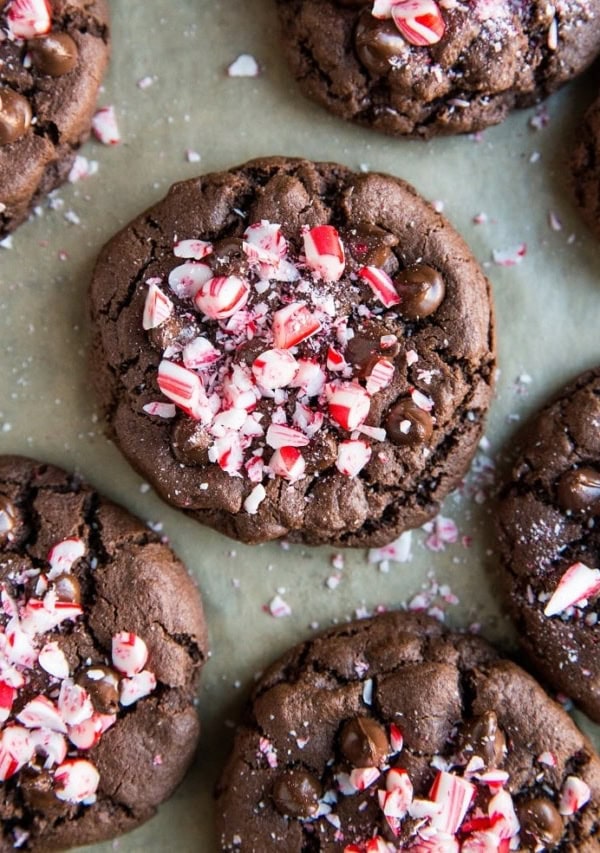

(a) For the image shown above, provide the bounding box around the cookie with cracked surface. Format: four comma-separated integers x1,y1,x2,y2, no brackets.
275,0,600,139
215,611,600,851
0,0,110,237
89,156,495,546
572,92,600,240
497,368,600,724
0,455,208,851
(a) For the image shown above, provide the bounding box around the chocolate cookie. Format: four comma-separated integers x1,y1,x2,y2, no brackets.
89,157,495,546
0,0,110,237
572,93,600,240
216,611,600,851
497,368,600,724
275,0,600,138
0,455,208,851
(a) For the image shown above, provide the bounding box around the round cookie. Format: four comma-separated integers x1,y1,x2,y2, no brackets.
0,455,208,851
572,93,600,240
497,368,600,723
89,156,495,546
0,0,110,237
216,611,600,851
275,0,600,139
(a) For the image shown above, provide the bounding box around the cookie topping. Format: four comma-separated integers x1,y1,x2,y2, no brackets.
543,561,600,618
0,496,15,542
0,88,32,145
385,398,433,445
5,0,52,40
457,711,507,771
556,466,600,515
371,0,445,48
28,32,78,77
394,263,446,319
517,797,563,847
272,769,323,818
339,716,390,767
355,12,408,77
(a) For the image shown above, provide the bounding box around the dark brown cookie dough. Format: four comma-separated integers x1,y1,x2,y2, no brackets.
216,612,600,851
0,0,110,237
89,157,495,547
497,368,600,724
572,93,600,240
275,0,600,138
0,455,208,851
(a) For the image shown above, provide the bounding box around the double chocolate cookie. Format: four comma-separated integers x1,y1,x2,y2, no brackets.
216,612,600,851
498,368,600,723
572,93,600,240
0,455,208,851
0,0,110,237
275,0,600,138
89,157,495,546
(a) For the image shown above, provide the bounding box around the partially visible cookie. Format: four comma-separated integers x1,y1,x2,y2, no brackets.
0,0,110,237
497,368,600,723
572,93,600,240
216,612,600,851
275,0,600,138
0,455,208,851
90,156,495,547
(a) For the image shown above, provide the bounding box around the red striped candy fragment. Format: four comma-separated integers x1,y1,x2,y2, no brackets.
18,695,67,733
429,770,476,834
252,349,298,390
143,282,173,330
293,402,324,438
168,262,212,299
157,360,207,419
327,346,347,372
30,728,67,768
6,0,51,39
18,598,83,636
91,106,121,145
487,789,519,839
350,766,380,791
4,618,38,666
303,225,345,282
173,239,213,260
67,716,104,750
182,336,221,370
475,769,509,792
559,775,591,815
272,302,321,349
0,726,34,780
390,723,404,753
244,456,265,484
544,562,600,617
58,680,94,727
336,440,371,478
366,358,395,394
48,538,85,576
365,839,390,853
461,832,507,853
359,266,400,308
291,358,326,397
0,681,16,723
243,221,287,265
269,447,306,482
266,424,310,450
372,0,396,16
391,0,445,47
327,382,371,431
194,275,249,319
223,364,260,411
410,837,460,852
411,387,434,411
208,433,245,475
54,759,100,804
142,402,176,419
119,670,157,707
111,632,148,677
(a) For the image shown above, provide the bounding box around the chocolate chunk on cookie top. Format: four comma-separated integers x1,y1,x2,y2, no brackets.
90,158,495,546
275,0,600,138
0,0,110,236
0,456,208,851
216,612,600,851
498,368,600,723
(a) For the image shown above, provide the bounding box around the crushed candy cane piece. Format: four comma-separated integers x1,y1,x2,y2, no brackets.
544,562,600,617
328,383,371,431
429,770,476,834
38,642,70,680
253,349,298,390
227,54,260,77
267,594,292,618
391,0,445,47
269,447,306,482
195,275,250,319
244,483,267,514
359,266,400,308
303,225,345,282
143,282,173,330
336,440,371,478
174,239,213,260
54,759,100,804
143,402,176,419
119,670,157,707
559,775,591,815
111,632,149,677
91,106,121,145
272,302,321,349
6,0,51,39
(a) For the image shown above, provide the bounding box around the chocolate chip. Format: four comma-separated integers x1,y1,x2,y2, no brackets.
458,710,506,769
208,237,248,276
386,399,433,446
346,329,400,375
0,495,15,542
0,89,32,145
556,466,600,515
53,573,81,604
272,769,322,818
171,419,211,465
355,11,407,76
339,716,390,767
517,797,564,847
394,264,445,319
343,221,399,273
29,32,79,77
77,665,120,714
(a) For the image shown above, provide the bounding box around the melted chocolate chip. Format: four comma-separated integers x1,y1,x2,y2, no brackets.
77,665,120,714
20,769,65,813
556,466,600,515
339,716,390,767
208,237,249,276
394,264,445,319
29,32,79,77
517,797,564,847
458,710,506,770
0,89,32,145
386,399,433,446
272,769,322,818
355,11,406,76
53,573,81,604
343,221,399,273
0,495,15,541
346,329,400,375
171,419,211,465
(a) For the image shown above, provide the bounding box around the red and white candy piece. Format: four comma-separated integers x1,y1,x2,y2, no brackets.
543,562,600,617
265,423,310,450
91,105,121,145
326,346,347,373
349,766,380,791
272,302,321,349
366,358,395,395
112,631,149,677
18,695,67,733
252,349,298,390
67,715,104,751
194,275,250,320
379,768,414,835
243,483,266,514
142,401,176,419
327,382,371,431
429,770,476,835
209,432,246,475
293,403,324,438
157,360,208,420
359,266,400,308
119,670,157,707
57,680,94,727
0,681,16,723
182,336,221,370
0,726,34,781
391,0,446,47
18,598,83,637
143,282,173,330
291,358,326,397
336,440,371,478
47,537,85,576
487,789,519,839
222,364,260,411
173,239,213,260
3,618,38,666
411,387,434,411
460,831,507,853
6,0,52,39
559,775,591,815
269,447,306,483
243,221,287,265
390,723,404,753
303,225,345,282
54,759,100,804
168,262,212,299
30,728,67,768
